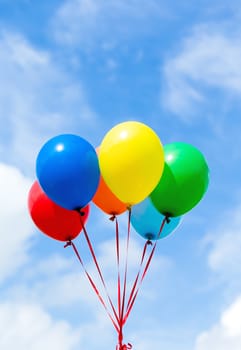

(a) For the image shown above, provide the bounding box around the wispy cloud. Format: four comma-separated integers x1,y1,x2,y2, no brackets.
201,199,241,293
162,23,241,122
51,0,170,49
207,205,241,272
0,30,97,173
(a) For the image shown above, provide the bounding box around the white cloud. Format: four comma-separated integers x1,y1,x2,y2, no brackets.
0,302,80,350
0,163,33,283
195,295,241,350
204,203,241,284
52,0,169,49
163,24,241,120
0,30,97,173
221,296,241,337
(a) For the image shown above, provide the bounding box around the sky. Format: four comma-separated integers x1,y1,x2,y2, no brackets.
0,0,241,349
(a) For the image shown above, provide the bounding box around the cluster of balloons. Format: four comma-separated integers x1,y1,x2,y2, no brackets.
28,121,209,242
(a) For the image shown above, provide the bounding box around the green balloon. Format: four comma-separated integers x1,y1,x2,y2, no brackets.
150,142,209,217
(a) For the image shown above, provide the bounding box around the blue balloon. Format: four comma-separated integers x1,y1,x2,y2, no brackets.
131,197,181,240
36,134,100,210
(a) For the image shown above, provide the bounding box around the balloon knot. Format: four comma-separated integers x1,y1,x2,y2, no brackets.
116,343,132,350
74,208,85,216
147,240,153,245
64,240,72,248
109,214,116,221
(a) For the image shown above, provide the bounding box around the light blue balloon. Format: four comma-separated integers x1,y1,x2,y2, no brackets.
131,197,181,240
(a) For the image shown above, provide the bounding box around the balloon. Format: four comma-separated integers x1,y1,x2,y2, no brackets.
98,121,164,206
92,175,127,215
28,181,89,242
36,134,100,210
151,142,209,217
92,148,126,215
131,197,181,240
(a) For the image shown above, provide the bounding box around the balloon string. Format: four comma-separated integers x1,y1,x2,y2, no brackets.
64,241,119,333
117,208,132,349
78,212,120,326
123,216,168,325
114,216,122,322
125,239,152,313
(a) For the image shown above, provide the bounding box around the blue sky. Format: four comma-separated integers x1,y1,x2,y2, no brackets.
0,0,241,349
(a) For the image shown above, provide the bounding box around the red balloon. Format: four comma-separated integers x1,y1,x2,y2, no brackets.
28,181,90,242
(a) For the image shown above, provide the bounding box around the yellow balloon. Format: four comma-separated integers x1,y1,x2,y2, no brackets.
99,121,164,206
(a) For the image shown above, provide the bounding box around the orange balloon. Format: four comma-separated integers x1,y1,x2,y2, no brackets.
92,148,127,215
92,175,127,215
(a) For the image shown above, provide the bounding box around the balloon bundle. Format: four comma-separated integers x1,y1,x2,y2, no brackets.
28,121,209,349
